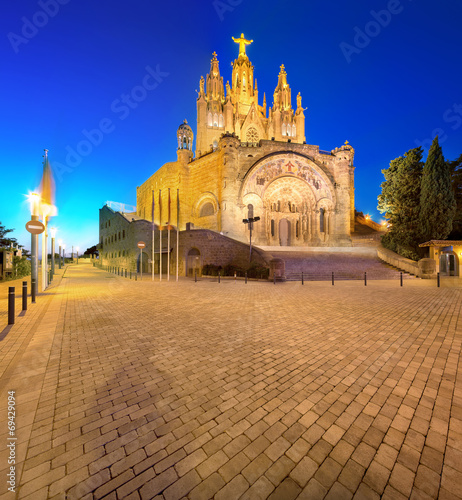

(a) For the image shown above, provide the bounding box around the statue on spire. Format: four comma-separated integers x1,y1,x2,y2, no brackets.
232,33,253,57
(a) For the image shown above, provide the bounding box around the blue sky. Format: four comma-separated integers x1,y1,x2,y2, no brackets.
2,0,461,252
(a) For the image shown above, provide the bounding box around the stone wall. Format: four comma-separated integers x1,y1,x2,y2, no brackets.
376,246,420,276
99,204,269,276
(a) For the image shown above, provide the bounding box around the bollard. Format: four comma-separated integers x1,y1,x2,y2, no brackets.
31,278,36,303
332,272,334,286
364,272,367,286
22,281,27,311
437,272,440,287
302,272,304,285
400,272,403,287
195,270,197,283
234,272,236,281
218,272,220,284
245,272,248,284
8,287,15,325
135,273,137,281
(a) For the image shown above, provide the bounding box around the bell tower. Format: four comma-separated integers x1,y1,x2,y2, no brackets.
196,52,226,156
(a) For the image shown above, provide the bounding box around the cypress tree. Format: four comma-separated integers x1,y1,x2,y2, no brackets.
378,148,423,259
419,136,456,241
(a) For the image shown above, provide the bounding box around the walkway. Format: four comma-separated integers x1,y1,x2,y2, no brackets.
0,262,461,499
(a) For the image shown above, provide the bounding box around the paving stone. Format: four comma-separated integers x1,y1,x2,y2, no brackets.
3,264,461,499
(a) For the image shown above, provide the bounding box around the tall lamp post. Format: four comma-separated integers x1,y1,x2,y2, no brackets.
58,239,62,269
28,193,41,300
242,216,260,262
62,244,65,267
76,246,79,265
50,227,57,280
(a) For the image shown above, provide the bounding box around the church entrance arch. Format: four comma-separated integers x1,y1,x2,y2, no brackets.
240,153,335,246
187,248,201,277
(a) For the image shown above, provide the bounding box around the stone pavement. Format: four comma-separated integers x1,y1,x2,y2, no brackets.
0,262,461,499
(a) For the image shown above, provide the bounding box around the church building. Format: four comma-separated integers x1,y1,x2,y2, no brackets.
135,34,356,248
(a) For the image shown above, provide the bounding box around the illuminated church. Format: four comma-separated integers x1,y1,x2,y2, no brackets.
135,34,356,248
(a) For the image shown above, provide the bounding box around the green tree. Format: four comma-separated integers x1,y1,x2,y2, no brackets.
378,147,423,259
13,255,31,278
0,222,17,248
419,136,456,241
84,245,99,256
448,154,462,238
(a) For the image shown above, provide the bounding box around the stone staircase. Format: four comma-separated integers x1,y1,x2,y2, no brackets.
262,248,417,281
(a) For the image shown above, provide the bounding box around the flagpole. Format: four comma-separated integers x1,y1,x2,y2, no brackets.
151,189,155,281
176,189,179,282
41,215,47,291
167,188,171,282
159,190,162,281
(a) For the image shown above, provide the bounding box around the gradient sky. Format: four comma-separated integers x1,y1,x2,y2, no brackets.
2,0,461,253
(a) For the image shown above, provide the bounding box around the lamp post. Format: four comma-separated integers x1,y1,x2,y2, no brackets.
50,227,57,279
58,239,62,269
76,246,79,265
62,244,65,267
242,216,260,262
28,193,40,299
41,205,50,291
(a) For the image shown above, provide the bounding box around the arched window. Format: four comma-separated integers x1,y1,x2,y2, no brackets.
219,114,224,127
292,124,296,137
271,220,275,237
208,112,212,126
296,221,300,238
213,113,218,127
282,124,286,136
199,202,215,217
320,208,325,232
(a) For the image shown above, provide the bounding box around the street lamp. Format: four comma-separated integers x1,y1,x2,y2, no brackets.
50,227,57,280
28,192,41,300
62,244,65,267
242,216,260,262
58,239,62,269
76,246,79,265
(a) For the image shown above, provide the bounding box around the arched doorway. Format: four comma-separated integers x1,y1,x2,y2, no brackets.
187,248,201,277
279,219,290,246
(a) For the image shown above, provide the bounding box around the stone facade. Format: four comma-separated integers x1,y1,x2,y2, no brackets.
99,205,268,276
136,34,355,248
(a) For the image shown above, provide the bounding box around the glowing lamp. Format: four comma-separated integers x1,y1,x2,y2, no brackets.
28,192,41,216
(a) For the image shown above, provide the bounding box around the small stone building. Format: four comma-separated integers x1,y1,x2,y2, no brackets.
419,240,462,276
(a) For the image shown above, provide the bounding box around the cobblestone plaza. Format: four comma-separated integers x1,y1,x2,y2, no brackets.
0,262,461,499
